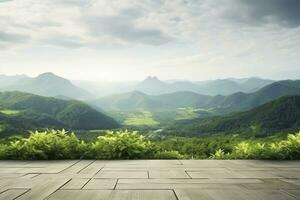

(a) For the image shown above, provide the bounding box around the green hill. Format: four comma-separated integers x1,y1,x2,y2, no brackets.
207,80,300,112
91,91,161,111
0,91,119,136
133,76,273,96
91,80,300,113
167,95,300,136
90,91,211,111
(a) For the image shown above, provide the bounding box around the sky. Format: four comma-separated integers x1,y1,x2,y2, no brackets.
0,0,300,81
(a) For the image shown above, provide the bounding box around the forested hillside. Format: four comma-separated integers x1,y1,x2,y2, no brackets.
91,80,300,113
0,91,119,137
165,96,300,136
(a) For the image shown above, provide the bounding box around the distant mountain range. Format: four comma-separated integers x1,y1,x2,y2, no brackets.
0,73,91,100
133,76,274,96
1,73,275,99
91,80,300,113
166,95,300,136
207,80,300,112
73,76,274,97
90,91,210,111
0,91,119,136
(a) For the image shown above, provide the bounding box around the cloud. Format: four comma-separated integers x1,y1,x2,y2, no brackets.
31,20,61,28
0,0,13,2
0,31,30,49
0,31,30,43
43,35,87,48
0,0,300,82
224,0,300,28
84,15,173,45
0,0,174,48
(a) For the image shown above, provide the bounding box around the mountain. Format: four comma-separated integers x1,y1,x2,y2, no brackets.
92,91,161,111
168,81,200,93
152,92,211,108
91,80,300,113
133,76,274,96
237,77,274,92
135,76,169,95
0,74,30,89
207,80,300,112
0,91,119,135
195,78,274,95
196,79,243,96
90,91,212,111
166,95,300,136
1,72,91,100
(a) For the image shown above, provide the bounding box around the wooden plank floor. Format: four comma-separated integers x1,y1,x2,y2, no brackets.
0,160,299,200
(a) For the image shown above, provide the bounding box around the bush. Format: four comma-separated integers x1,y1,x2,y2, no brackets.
210,132,300,160
0,143,7,159
5,129,86,159
210,149,230,159
280,133,300,159
154,150,184,159
90,130,156,159
0,130,299,160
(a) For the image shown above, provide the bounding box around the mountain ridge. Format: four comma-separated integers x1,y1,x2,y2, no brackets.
91,80,300,113
1,72,91,100
166,95,300,136
0,91,119,135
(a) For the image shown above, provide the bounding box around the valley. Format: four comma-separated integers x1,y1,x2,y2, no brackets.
1,73,300,139
0,73,299,161
2,1,300,199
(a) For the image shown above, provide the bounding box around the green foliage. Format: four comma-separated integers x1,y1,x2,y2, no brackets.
123,111,159,127
0,143,7,158
165,96,300,136
0,130,299,160
154,150,184,159
156,134,243,159
90,130,156,159
209,132,300,160
210,149,230,159
5,130,87,159
0,91,119,136
175,107,213,120
281,133,300,159
0,129,183,160
0,109,20,115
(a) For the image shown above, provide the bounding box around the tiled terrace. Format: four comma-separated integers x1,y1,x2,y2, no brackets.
0,160,300,199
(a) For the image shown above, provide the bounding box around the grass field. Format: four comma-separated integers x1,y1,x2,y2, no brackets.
110,108,215,128
175,107,199,120
0,109,20,115
124,111,160,127
175,107,214,120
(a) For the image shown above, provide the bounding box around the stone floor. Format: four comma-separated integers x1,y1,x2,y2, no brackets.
0,160,300,200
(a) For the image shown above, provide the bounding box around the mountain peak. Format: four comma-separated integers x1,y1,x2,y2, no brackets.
35,72,70,83
37,72,59,78
135,76,168,95
144,76,160,82
140,76,166,86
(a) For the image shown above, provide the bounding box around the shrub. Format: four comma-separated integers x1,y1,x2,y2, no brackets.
154,150,184,159
6,129,85,160
209,149,230,159
214,132,300,160
0,143,7,159
1,130,300,160
277,133,300,159
91,130,157,159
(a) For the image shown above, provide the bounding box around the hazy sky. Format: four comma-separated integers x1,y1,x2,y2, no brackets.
1,0,300,81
